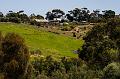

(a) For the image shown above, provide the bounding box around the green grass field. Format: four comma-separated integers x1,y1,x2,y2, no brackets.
0,23,84,58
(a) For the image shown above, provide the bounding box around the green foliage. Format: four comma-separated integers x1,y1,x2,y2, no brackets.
5,11,29,23
0,32,3,72
9,17,21,23
103,10,115,19
32,56,103,79
0,12,3,17
0,17,9,22
4,59,19,78
61,22,76,31
102,62,120,79
19,13,30,23
0,32,30,79
67,8,90,22
89,17,106,23
61,25,72,31
36,15,44,19
46,9,65,21
79,19,120,69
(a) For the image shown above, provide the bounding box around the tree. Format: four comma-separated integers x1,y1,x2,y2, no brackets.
45,11,54,20
6,11,18,18
30,14,44,20
67,7,90,22
102,10,115,19
80,7,90,21
29,13,36,19
68,8,81,21
78,19,120,69
0,12,3,17
52,9,65,18
6,11,21,23
6,10,29,23
66,14,74,22
17,10,24,14
93,9,100,16
89,9,104,23
46,9,65,21
36,15,44,19
19,13,30,23
0,33,29,79
90,9,100,20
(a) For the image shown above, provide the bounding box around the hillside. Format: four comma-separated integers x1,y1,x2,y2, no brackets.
0,23,84,58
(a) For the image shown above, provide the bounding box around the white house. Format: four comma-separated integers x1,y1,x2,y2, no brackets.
34,19,49,23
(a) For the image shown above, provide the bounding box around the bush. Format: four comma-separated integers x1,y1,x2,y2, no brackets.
79,19,120,69
31,56,100,79
102,62,120,79
0,17,9,22
0,32,3,72
61,26,72,31
8,17,21,23
0,32,30,79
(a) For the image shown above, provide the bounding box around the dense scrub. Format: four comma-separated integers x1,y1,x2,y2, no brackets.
79,19,120,69
31,56,102,79
31,55,120,79
0,32,30,79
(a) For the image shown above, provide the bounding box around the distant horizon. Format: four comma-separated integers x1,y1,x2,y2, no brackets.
0,0,120,16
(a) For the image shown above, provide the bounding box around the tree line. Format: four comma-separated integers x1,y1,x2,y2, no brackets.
0,8,118,24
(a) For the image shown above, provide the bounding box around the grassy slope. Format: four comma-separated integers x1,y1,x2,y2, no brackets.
0,23,84,58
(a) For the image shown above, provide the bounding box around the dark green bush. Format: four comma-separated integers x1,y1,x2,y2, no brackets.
8,17,21,23
102,62,120,79
0,17,9,22
0,33,30,79
79,19,120,69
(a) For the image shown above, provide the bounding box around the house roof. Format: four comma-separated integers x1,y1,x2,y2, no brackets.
34,19,49,22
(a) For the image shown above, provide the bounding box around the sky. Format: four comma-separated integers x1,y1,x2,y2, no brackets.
0,0,120,16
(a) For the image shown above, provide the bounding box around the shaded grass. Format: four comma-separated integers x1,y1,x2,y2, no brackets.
0,23,84,58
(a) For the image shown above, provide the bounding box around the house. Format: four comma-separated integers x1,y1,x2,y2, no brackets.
33,19,49,27
90,13,97,18
34,19,48,23
81,21,87,23
115,15,120,18
49,18,62,23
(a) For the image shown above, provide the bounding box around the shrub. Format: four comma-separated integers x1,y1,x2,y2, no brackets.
61,26,72,31
0,33,30,79
0,17,9,22
102,62,120,79
79,19,120,69
8,17,21,23
0,32,3,71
